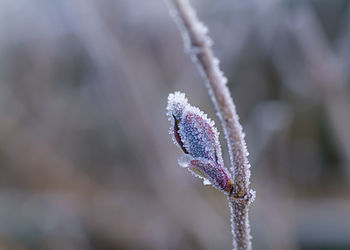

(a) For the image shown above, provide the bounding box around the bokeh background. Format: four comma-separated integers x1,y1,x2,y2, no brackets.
0,0,349,249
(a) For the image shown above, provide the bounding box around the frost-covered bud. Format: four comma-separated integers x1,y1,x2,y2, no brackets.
166,91,233,193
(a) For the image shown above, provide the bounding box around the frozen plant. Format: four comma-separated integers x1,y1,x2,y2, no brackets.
167,91,233,193
166,0,255,249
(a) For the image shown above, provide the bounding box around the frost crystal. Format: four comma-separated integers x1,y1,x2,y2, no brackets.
178,154,193,168
167,91,233,193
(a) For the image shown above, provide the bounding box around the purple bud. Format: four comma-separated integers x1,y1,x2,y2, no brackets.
167,91,233,193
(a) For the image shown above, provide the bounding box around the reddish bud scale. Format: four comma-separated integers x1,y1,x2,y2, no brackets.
190,159,233,192
182,112,217,162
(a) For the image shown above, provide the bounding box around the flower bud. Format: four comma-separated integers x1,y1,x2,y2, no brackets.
167,91,233,193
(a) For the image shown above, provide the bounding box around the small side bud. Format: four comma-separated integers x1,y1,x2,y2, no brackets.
166,91,233,194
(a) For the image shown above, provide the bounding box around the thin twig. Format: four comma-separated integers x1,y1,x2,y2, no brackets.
166,0,254,249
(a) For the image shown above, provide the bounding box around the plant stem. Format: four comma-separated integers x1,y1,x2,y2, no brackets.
167,0,254,249
228,195,253,250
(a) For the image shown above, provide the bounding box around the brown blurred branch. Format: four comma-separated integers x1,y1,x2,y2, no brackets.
290,6,350,180
167,0,254,249
0,112,166,248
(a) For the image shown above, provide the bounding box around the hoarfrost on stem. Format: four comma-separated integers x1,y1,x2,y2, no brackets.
166,0,255,249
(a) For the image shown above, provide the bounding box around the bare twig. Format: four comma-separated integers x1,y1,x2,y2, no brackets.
166,0,254,249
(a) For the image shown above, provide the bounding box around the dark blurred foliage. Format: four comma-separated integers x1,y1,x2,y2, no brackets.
0,0,349,249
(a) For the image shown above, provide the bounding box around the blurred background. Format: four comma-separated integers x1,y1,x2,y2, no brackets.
0,0,349,249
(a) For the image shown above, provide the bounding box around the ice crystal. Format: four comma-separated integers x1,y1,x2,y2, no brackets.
167,91,233,193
